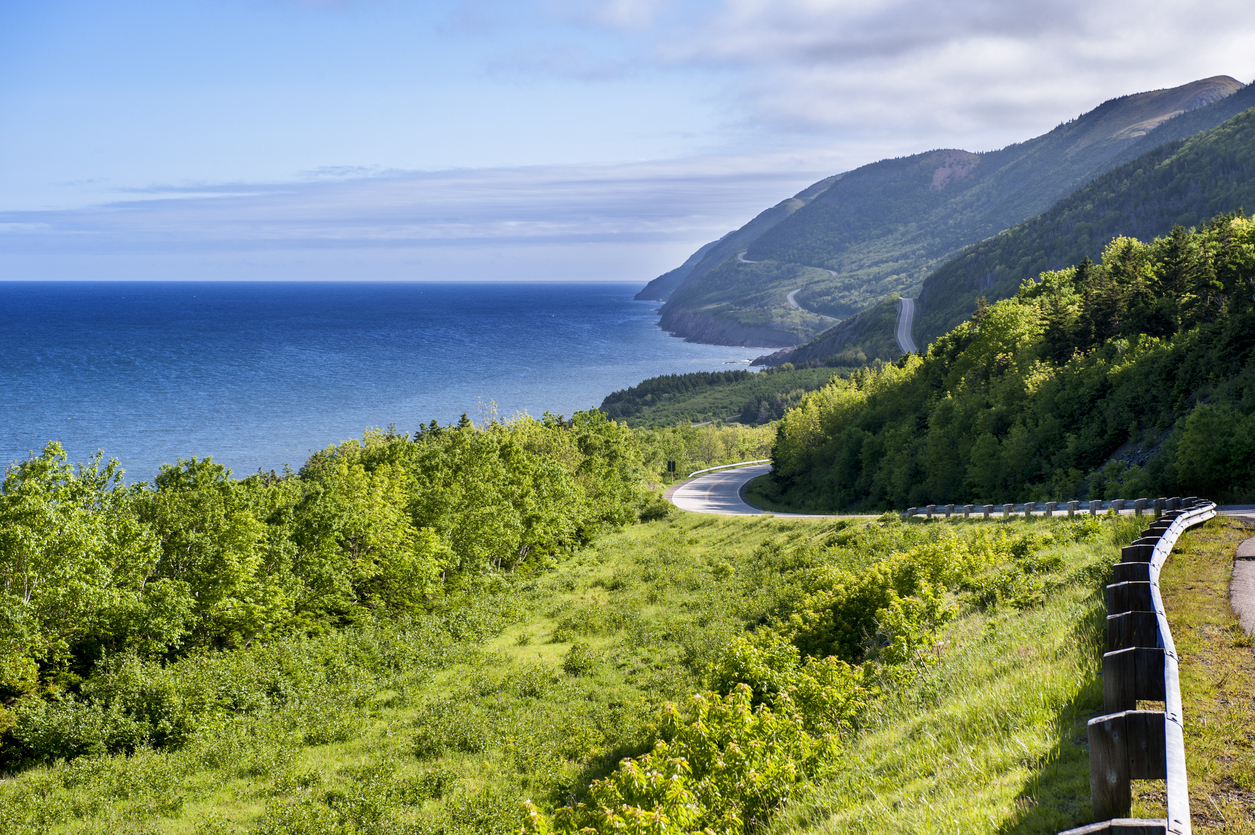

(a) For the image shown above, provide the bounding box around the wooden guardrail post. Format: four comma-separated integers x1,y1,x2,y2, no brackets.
926,503,936,519
945,503,954,518
1089,710,1168,819
983,504,993,519
1003,503,1013,518
1061,499,1216,835
963,504,974,518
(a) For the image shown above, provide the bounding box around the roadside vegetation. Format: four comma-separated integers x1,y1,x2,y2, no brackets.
600,366,846,428
761,216,1255,512
1,486,1144,834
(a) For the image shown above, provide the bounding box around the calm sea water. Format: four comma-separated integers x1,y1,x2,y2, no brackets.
1,282,758,481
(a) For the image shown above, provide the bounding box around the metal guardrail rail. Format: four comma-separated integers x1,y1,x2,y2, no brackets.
685,459,771,478
1056,497,1216,835
903,498,1168,519
901,495,1215,833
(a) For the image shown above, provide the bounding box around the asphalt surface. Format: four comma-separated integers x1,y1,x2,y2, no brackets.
668,466,1255,635
897,297,918,354
666,463,772,515
1234,529,1255,637
785,288,837,321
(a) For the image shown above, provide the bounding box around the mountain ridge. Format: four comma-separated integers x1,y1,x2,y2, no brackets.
755,85,1255,367
645,75,1246,348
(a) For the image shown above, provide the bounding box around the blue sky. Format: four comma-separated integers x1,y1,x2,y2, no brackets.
3,0,1255,283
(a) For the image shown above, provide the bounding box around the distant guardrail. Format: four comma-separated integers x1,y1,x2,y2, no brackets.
685,459,771,478
904,497,1173,520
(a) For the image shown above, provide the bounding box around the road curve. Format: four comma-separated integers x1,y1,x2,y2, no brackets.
896,297,918,354
665,464,841,518
785,288,838,321
666,464,773,515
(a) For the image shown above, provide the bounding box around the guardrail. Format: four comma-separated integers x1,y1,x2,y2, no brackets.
684,459,771,478
1057,497,1215,835
903,497,1171,520
901,495,1216,833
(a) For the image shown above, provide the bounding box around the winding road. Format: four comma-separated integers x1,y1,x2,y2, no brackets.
786,288,837,321
738,252,917,353
896,297,918,354
665,463,835,518
665,463,772,515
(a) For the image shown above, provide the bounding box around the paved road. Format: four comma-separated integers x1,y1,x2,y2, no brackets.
1235,534,1255,637
786,288,837,321
666,464,772,515
897,297,918,354
665,464,846,518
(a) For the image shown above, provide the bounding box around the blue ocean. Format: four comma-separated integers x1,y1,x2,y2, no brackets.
1,282,759,482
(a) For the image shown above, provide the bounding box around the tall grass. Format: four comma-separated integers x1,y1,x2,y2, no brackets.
0,514,1144,834
771,519,1141,834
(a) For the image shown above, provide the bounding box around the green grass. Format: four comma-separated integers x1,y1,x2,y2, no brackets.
0,513,844,834
770,517,1143,834
0,513,1176,835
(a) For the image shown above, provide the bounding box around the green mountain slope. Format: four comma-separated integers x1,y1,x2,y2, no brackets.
752,294,904,368
756,217,1255,512
634,175,840,303
651,76,1246,348
915,90,1255,344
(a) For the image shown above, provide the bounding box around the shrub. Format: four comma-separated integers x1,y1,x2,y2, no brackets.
561,643,596,678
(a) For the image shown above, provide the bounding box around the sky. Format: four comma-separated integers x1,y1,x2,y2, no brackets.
3,0,1255,284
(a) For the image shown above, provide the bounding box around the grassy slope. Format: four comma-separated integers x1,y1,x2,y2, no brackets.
0,514,836,835
7,512,1249,834
772,516,1140,834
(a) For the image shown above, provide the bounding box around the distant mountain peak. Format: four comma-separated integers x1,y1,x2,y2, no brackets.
931,150,980,191
1065,75,1244,151
645,74,1252,349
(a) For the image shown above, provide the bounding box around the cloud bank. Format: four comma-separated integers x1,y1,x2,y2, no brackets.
0,158,829,281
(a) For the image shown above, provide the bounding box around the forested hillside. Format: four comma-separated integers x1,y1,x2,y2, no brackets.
649,76,1247,347
916,97,1255,344
634,175,840,304
0,412,651,754
600,366,844,427
757,217,1255,512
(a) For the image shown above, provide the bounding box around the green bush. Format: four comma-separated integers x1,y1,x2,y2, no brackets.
561,643,597,678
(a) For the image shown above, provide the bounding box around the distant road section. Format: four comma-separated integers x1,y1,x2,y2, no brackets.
786,288,838,322
897,297,918,354
666,463,773,515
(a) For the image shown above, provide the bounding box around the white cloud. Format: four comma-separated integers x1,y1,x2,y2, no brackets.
533,0,1255,147
545,0,671,30
0,156,833,283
